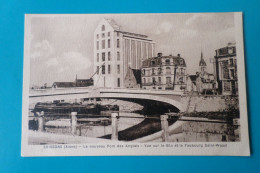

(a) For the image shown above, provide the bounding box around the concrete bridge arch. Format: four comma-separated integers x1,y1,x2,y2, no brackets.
95,92,182,112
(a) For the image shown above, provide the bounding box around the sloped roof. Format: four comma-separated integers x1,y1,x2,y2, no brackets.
105,18,121,31
142,55,187,68
189,75,197,82
132,69,142,84
104,18,150,39
76,79,93,82
52,82,76,88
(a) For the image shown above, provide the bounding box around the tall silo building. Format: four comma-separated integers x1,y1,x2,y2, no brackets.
93,18,155,88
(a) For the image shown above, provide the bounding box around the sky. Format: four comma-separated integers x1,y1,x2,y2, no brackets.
28,13,236,87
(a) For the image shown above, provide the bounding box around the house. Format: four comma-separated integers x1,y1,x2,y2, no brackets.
196,72,217,95
141,53,187,91
214,43,237,95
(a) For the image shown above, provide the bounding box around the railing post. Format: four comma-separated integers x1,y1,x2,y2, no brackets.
37,111,45,132
111,112,119,140
233,118,240,141
71,112,78,135
160,115,169,142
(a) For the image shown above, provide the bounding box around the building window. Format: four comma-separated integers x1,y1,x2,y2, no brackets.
108,39,110,48
117,52,120,60
108,65,111,74
230,59,234,66
102,33,105,38
151,61,155,65
179,77,184,83
117,65,120,74
97,41,99,50
180,68,184,74
102,25,105,31
108,52,111,61
102,52,105,61
152,77,156,84
117,78,120,87
97,53,99,62
117,32,119,37
166,77,171,84
230,69,235,79
146,69,150,76
102,65,105,74
158,68,162,74
102,40,105,49
96,66,99,74
143,78,146,83
152,68,155,75
166,67,171,74
180,59,183,65
222,60,229,79
108,32,110,37
142,69,145,76
117,39,120,48
223,81,231,91
158,77,161,84
97,34,99,39
166,59,170,65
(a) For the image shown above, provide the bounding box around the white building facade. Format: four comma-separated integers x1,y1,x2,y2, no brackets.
141,53,187,91
93,18,155,88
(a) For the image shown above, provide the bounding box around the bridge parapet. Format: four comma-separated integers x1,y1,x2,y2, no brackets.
29,88,183,111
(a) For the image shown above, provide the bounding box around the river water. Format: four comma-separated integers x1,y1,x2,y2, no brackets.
44,112,145,138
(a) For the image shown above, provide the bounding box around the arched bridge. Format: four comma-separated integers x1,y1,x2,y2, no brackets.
29,88,184,112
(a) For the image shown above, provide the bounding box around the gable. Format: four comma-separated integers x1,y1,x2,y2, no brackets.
94,18,120,34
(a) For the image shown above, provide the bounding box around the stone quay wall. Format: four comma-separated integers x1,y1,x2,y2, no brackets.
180,95,239,112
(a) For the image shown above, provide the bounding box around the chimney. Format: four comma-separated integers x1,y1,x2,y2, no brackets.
157,53,162,57
177,54,180,57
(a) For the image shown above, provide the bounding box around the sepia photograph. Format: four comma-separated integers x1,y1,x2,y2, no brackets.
21,12,250,156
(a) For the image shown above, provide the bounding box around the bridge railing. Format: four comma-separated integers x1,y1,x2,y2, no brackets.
29,111,238,143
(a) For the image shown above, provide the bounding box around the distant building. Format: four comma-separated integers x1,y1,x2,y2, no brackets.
186,52,217,94
214,43,237,95
52,82,76,88
124,67,141,88
52,76,93,89
141,53,187,91
196,72,217,95
75,78,93,87
93,18,155,88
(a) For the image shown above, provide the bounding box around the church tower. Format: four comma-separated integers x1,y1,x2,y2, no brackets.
199,51,207,73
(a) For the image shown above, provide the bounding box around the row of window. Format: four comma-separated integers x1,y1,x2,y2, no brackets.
143,86,163,90
142,67,185,76
97,31,120,39
96,65,121,75
97,32,110,39
142,76,184,84
96,39,120,50
149,59,184,66
96,52,120,62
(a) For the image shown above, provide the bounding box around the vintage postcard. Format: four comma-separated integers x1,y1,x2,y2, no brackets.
22,12,250,156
